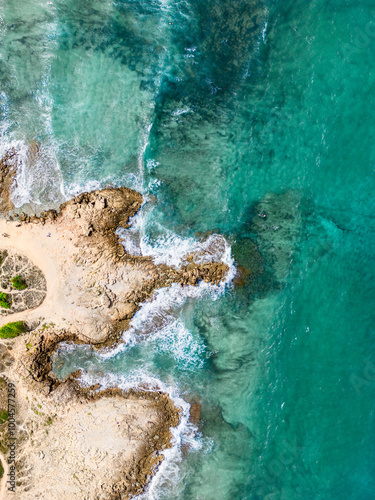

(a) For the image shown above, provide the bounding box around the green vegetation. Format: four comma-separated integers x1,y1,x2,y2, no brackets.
46,415,54,426
10,275,27,290
41,322,55,330
0,411,8,424
0,460,3,479
0,321,26,338
0,292,10,309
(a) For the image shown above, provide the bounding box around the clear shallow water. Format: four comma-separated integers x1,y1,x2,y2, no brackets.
1,0,375,499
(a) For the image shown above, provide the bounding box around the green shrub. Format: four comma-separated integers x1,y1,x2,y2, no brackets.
0,292,10,309
46,416,54,425
0,321,26,338
11,275,27,290
0,410,8,424
0,460,3,479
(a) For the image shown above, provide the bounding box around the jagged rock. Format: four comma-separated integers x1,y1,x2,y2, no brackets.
0,149,17,213
5,329,181,500
111,302,136,321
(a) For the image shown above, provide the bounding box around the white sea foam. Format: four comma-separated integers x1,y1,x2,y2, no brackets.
12,143,65,207
172,107,191,115
115,203,236,350
1,17,68,208
64,170,150,199
119,203,235,272
98,333,137,360
143,320,206,370
0,139,63,207
0,68,65,209
129,282,218,338
262,22,268,42
98,318,206,371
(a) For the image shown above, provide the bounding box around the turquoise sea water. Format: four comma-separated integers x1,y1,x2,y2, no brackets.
1,1,375,498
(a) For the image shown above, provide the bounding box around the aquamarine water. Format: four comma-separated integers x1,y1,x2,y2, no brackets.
1,1,375,498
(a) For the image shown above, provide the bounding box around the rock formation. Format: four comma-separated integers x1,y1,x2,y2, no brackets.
0,148,231,499
0,149,17,213
0,185,228,344
0,330,180,499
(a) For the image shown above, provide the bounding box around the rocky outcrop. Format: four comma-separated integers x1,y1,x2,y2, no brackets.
51,187,228,287
94,387,180,500
25,329,76,391
0,149,17,213
0,150,228,498
0,184,229,344
11,329,180,499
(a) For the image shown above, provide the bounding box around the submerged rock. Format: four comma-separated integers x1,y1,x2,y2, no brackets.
250,190,304,282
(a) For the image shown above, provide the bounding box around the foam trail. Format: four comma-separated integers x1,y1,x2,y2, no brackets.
11,142,65,207
115,204,236,345
118,203,235,272
98,319,206,371
8,14,67,208
64,170,148,200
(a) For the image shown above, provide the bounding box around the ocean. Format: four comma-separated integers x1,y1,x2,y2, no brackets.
1,0,375,498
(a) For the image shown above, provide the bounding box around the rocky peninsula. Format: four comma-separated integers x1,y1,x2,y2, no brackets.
0,153,229,499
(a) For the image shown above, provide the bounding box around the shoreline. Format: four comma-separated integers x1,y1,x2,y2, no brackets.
0,187,228,343
0,166,229,498
0,332,181,499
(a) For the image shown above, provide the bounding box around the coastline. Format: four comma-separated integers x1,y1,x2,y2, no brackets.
0,163,229,499
0,187,228,344
0,332,180,499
